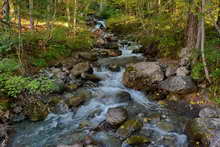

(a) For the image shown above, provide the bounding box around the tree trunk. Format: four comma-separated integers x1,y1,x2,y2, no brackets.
73,0,77,37
201,0,211,83
2,0,10,22
66,0,71,27
185,11,198,50
29,0,34,30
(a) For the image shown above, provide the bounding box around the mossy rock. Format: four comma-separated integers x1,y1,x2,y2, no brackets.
65,83,79,91
0,98,10,111
48,96,62,106
25,100,49,121
65,95,86,107
116,119,143,139
123,135,151,145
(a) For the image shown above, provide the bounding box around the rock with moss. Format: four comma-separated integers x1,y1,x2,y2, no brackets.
0,98,10,111
25,99,49,121
186,118,220,146
122,135,151,146
116,119,143,139
123,62,164,90
71,62,93,77
65,95,86,108
106,107,128,126
77,52,98,61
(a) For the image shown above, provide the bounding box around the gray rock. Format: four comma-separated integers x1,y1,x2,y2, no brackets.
123,62,164,90
165,65,177,77
199,107,220,118
115,91,131,103
97,56,144,67
176,66,190,76
186,118,220,146
106,107,128,126
116,119,143,139
159,76,196,94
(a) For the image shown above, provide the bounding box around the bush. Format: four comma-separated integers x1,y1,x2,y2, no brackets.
0,73,58,97
0,58,21,72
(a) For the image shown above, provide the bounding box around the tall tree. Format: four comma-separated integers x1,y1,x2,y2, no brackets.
29,0,34,30
73,0,77,37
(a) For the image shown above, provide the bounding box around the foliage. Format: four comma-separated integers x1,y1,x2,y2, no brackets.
0,73,58,97
0,58,21,72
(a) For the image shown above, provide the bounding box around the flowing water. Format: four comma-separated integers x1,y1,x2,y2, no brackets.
10,23,189,147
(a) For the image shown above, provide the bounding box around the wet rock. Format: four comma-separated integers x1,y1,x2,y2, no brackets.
106,107,128,126
159,76,196,94
176,66,190,76
156,121,175,132
116,119,143,139
199,107,220,118
93,49,122,57
123,62,164,90
108,64,120,72
158,134,187,147
97,56,144,67
53,102,69,114
25,99,49,121
122,135,151,146
186,118,220,146
115,91,131,103
81,73,102,82
65,95,86,108
71,62,93,77
57,143,83,147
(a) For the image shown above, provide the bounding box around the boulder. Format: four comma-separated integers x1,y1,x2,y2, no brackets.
106,107,128,126
81,73,102,82
116,119,143,139
115,91,131,103
199,107,220,118
65,95,86,108
159,76,196,94
186,118,220,146
71,62,93,77
25,99,49,121
165,65,177,77
77,52,97,61
123,62,164,90
97,56,144,67
122,136,151,147
176,66,190,76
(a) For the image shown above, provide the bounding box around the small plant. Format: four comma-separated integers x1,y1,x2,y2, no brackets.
4,76,28,97
0,58,21,72
0,73,59,97
191,63,204,80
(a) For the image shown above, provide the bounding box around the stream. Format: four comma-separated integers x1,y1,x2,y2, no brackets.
10,22,189,147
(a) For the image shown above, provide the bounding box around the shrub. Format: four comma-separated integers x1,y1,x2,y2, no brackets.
0,58,21,72
0,73,58,97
